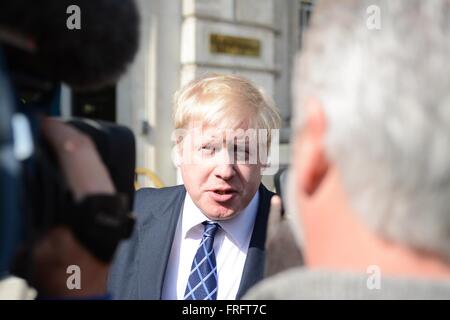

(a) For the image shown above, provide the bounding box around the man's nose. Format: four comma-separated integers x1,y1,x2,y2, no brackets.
214,163,235,180
213,149,236,180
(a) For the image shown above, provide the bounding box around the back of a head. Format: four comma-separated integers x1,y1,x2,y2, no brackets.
294,0,450,260
0,0,139,90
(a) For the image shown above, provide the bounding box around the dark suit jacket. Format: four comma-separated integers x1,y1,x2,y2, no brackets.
108,184,274,299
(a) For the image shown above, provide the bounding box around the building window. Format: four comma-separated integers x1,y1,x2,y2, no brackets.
299,0,315,49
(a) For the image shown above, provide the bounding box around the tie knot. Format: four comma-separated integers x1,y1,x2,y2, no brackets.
202,221,219,238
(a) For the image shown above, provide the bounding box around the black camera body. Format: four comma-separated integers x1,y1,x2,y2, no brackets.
0,46,136,279
25,117,137,262
0,0,140,279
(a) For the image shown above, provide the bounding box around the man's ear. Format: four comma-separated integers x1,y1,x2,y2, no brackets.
295,98,329,196
172,143,182,167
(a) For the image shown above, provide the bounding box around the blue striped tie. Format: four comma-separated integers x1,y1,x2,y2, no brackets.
184,221,219,300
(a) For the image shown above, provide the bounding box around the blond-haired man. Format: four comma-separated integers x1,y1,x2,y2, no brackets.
108,74,281,300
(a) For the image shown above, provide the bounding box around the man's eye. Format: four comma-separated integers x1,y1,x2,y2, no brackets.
202,144,214,150
236,146,249,155
233,143,249,152
201,144,215,155
234,146,251,163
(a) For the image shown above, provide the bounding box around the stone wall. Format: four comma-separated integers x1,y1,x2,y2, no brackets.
181,0,276,98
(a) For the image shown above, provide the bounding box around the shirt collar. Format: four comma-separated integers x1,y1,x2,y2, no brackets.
181,190,260,250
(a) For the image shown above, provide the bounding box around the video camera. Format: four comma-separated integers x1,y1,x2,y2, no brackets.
0,0,140,280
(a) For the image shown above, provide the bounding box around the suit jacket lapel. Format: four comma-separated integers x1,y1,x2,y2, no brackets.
137,187,186,299
236,184,273,299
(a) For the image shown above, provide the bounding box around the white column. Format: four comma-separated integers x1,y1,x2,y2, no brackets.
117,0,181,187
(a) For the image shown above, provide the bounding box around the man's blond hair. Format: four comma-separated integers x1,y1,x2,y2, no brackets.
173,74,281,142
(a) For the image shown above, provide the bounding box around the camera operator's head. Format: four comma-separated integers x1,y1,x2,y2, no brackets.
0,0,139,91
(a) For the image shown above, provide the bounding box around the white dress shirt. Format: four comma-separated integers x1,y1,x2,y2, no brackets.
161,190,260,300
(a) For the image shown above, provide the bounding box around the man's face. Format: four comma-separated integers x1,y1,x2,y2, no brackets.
178,122,263,220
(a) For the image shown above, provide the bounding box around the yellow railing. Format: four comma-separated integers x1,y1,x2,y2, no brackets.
134,167,164,190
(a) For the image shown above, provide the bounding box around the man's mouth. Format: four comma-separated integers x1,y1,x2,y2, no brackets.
208,189,238,202
215,190,234,195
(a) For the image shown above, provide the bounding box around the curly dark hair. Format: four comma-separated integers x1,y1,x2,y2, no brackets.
0,0,140,90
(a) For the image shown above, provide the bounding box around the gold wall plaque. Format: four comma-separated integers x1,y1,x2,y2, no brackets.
209,34,261,57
